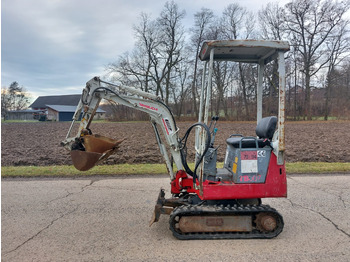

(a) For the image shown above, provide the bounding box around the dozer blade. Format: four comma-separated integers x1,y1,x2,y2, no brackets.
149,189,178,227
70,134,124,171
150,189,167,226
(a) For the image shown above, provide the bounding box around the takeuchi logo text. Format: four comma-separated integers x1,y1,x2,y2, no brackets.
139,103,158,111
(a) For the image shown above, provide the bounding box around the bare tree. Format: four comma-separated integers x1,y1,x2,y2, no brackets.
324,20,350,120
259,2,286,40
133,13,160,93
189,8,214,117
258,3,286,117
220,3,256,119
105,1,350,121
171,53,192,118
1,82,30,120
107,13,159,92
221,3,247,39
157,0,186,105
212,61,230,117
107,1,186,106
284,0,350,120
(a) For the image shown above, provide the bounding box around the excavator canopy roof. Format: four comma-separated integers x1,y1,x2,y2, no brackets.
199,39,290,64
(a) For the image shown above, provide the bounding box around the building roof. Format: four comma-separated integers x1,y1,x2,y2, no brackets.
8,109,44,113
30,94,81,108
46,105,105,113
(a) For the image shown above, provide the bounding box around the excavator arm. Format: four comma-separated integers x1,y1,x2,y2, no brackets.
61,77,184,179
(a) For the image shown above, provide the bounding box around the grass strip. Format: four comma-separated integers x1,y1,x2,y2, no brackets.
286,162,350,174
1,162,350,178
1,164,168,178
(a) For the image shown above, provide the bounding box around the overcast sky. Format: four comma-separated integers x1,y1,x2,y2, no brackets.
2,0,288,100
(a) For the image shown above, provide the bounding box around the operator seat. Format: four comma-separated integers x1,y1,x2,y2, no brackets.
226,116,277,149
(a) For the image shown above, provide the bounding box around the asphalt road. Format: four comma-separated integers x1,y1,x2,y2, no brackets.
2,174,350,262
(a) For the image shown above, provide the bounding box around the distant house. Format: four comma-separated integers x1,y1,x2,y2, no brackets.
30,94,82,110
46,105,105,121
6,109,45,121
29,94,105,121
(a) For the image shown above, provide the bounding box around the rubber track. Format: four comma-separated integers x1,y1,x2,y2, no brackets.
169,204,284,240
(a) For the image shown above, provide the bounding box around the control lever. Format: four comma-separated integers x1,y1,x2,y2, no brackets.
212,116,219,132
210,128,218,147
209,116,219,147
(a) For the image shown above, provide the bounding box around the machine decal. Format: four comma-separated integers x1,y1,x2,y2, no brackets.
162,118,173,135
241,151,258,173
232,156,238,174
239,174,262,183
164,118,173,132
258,150,266,158
139,102,158,111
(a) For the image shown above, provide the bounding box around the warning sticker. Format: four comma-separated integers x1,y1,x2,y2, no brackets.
241,151,257,160
241,151,258,173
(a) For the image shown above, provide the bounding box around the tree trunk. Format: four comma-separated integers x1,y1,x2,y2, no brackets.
305,71,311,120
324,79,330,121
239,63,250,119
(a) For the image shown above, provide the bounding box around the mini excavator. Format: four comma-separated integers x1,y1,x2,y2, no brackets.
61,39,290,240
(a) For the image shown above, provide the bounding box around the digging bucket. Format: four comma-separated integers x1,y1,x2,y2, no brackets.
70,134,124,171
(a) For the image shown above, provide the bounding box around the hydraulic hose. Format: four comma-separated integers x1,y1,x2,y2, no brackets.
179,123,211,184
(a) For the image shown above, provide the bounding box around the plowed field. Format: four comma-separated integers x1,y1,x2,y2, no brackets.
1,121,350,166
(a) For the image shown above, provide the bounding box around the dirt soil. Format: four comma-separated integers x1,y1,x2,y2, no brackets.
1,120,350,167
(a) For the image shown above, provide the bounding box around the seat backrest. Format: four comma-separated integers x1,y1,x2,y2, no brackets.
255,116,277,140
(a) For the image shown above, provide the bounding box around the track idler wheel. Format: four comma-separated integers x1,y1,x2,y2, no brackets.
254,213,278,232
